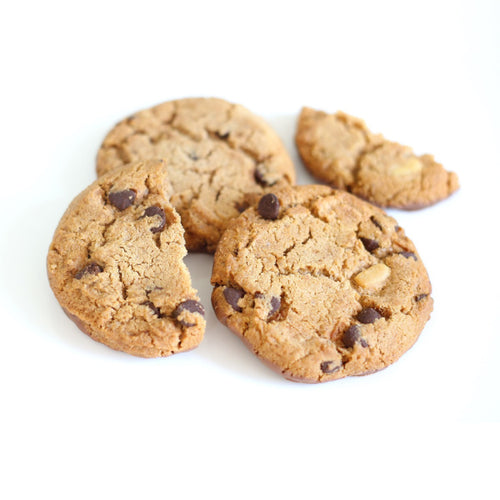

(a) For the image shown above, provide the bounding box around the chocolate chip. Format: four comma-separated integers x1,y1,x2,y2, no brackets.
370,216,383,231
360,237,379,253
415,293,428,302
268,296,281,320
223,287,245,312
356,308,382,324
216,131,230,140
108,189,136,210
258,193,280,220
400,251,418,261
342,325,368,348
142,301,162,317
320,361,340,374
75,262,103,279
173,300,205,327
188,151,199,161
141,206,167,233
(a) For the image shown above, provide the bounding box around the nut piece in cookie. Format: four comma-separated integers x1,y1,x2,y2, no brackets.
295,107,459,209
211,185,433,383
47,160,205,357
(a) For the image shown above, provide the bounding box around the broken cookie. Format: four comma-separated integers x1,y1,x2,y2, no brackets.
47,160,205,357
295,107,459,209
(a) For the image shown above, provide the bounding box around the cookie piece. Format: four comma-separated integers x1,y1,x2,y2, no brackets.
47,160,205,357
295,107,459,209
211,185,433,383
97,97,296,252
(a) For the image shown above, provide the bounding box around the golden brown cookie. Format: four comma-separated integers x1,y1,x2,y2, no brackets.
295,107,459,209
211,185,433,383
97,97,296,252
47,160,205,357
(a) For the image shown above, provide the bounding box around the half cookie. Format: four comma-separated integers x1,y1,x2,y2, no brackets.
211,185,433,382
97,97,296,252
296,107,459,209
47,160,205,357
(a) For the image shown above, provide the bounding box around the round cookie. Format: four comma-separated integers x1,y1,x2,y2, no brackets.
211,185,433,383
47,160,205,357
97,97,296,252
295,107,459,209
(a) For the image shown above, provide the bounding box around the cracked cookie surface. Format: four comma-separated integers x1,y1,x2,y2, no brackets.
47,160,205,357
97,97,295,252
211,185,432,382
295,107,459,209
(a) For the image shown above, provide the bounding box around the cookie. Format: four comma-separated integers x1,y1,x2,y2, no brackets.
211,185,433,383
97,97,296,252
47,160,205,357
295,107,459,209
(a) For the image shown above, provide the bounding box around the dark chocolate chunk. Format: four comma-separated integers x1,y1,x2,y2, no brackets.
268,296,281,320
400,251,418,261
223,287,245,312
173,300,205,327
108,189,136,210
360,237,379,253
356,307,382,324
257,193,280,220
75,262,103,279
342,325,368,348
370,216,383,231
320,361,340,374
142,301,162,317
141,206,167,233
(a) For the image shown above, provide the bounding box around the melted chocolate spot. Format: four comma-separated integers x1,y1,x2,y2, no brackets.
142,301,162,317
223,287,245,312
415,293,428,302
108,189,136,210
370,216,383,231
173,300,205,327
320,361,340,374
258,193,280,220
141,206,167,233
254,166,274,187
342,325,368,348
235,201,250,213
400,251,418,261
75,262,103,279
360,237,380,253
356,308,382,324
268,296,281,320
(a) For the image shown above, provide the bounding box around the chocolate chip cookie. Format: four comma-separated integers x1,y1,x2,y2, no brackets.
97,97,296,252
47,160,205,357
296,107,459,209
211,185,433,382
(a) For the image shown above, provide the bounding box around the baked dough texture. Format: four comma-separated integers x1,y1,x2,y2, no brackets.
47,160,205,357
97,97,296,252
211,185,433,382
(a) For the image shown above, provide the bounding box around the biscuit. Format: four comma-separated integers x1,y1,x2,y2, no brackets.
47,160,205,357
295,107,459,209
211,185,433,382
97,97,295,252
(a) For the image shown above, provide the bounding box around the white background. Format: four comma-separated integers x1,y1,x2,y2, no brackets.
1,1,499,498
